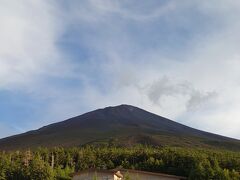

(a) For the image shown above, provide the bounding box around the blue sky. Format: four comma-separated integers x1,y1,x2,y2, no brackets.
1,0,240,139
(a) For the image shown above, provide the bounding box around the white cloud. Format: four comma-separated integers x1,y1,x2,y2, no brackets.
88,0,177,21
0,0,73,90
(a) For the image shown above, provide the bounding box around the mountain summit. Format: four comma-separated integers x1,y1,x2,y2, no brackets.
0,104,240,150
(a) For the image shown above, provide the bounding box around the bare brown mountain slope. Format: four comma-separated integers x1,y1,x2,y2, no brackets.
0,104,240,151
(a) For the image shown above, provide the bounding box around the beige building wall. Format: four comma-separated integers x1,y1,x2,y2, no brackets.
114,174,122,180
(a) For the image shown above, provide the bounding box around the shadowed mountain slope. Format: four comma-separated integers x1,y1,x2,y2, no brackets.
0,104,240,151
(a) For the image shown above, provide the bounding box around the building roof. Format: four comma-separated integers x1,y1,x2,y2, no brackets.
114,169,186,179
72,168,186,179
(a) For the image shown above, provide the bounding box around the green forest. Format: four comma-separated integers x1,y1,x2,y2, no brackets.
0,145,239,180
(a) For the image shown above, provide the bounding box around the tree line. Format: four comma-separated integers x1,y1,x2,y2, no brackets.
0,145,239,179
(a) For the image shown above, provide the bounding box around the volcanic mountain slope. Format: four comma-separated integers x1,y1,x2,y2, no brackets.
0,104,240,151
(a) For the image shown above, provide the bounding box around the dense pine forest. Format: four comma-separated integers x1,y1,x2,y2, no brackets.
0,145,239,180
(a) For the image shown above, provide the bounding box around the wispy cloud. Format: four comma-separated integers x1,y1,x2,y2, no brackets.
0,0,74,90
